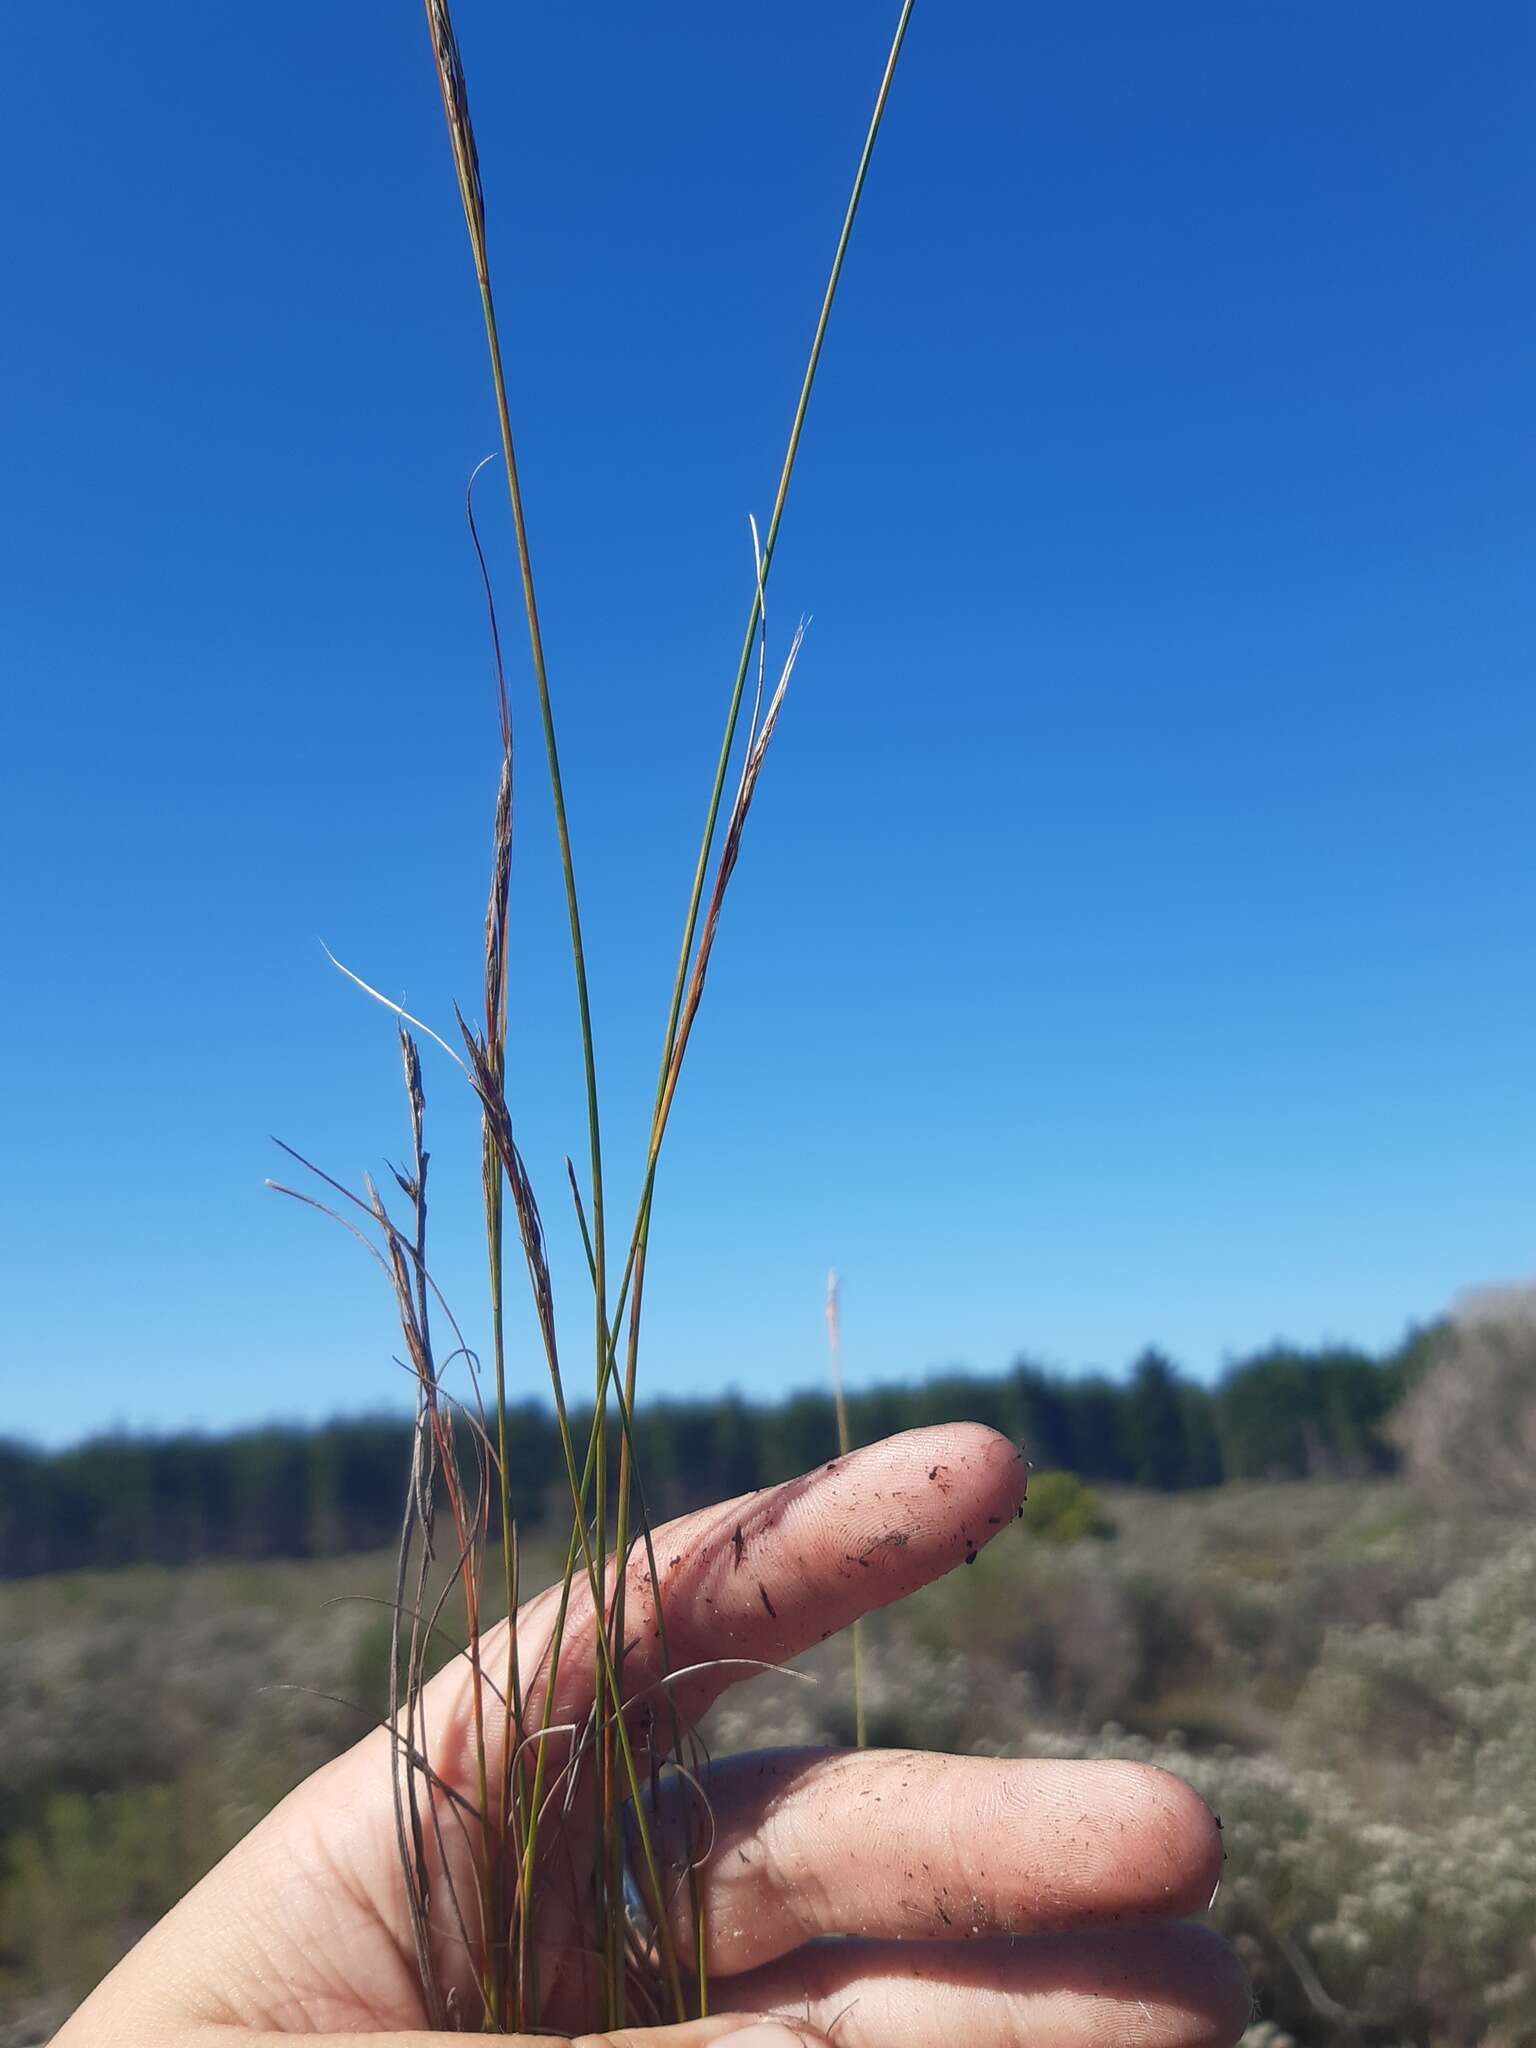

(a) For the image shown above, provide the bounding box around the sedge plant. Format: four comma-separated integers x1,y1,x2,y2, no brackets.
273,0,918,2031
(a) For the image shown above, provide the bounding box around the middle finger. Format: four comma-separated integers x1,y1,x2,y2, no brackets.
650,1750,1224,1975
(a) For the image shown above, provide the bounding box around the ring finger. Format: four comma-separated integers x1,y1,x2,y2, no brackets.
716,1924,1251,2048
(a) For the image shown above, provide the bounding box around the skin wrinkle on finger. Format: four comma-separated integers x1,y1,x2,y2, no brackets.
720,1925,1253,2048
649,1752,1224,1975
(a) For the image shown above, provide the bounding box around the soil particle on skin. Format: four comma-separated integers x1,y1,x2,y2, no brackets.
758,1582,778,1620
847,1529,912,1568
731,1525,746,1570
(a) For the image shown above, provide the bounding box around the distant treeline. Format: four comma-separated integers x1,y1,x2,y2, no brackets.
0,1335,1430,1578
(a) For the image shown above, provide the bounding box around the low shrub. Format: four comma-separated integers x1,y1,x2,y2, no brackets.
1020,1470,1116,1543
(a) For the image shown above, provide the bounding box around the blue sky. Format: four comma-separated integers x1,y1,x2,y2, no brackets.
3,4,1532,1449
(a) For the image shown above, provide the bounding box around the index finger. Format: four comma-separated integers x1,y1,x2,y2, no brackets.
431,1423,1026,1785
541,1421,1026,1728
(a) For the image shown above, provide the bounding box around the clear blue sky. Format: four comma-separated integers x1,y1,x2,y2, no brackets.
3,4,1532,1449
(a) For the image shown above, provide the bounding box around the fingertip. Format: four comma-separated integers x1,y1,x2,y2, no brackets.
1130,1766,1227,1919
817,1424,1026,1589
945,1419,1031,1513
907,1420,1030,1550
877,1421,1029,1515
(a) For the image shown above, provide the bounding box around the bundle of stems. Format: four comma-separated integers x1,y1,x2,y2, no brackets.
278,1,916,2030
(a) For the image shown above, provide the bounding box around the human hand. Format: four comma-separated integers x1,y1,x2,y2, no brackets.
55,1426,1248,2047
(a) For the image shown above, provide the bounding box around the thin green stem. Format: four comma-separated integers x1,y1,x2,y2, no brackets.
608,0,920,1414
653,0,918,1107
473,264,610,1386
